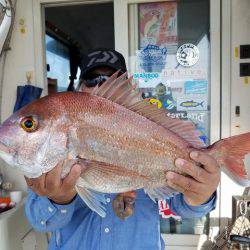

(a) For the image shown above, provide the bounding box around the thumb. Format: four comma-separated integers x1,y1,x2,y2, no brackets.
62,164,82,189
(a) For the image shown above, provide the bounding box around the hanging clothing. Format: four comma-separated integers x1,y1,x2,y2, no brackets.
13,85,43,112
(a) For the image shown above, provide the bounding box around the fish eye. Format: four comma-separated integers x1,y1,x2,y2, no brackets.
20,116,38,132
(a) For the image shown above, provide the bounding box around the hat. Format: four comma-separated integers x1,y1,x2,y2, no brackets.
80,48,127,79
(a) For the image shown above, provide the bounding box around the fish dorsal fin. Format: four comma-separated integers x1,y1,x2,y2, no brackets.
128,101,205,148
91,71,122,96
91,71,205,148
91,71,142,107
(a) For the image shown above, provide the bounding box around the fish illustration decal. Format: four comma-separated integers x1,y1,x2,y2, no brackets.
140,44,167,63
180,100,204,108
0,72,249,218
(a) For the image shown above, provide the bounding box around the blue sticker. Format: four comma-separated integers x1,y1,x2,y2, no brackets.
163,99,176,110
196,124,208,145
139,44,167,72
133,72,159,80
184,81,208,95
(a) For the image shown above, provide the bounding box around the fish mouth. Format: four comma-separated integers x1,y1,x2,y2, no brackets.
0,141,15,161
0,142,12,154
0,141,17,168
0,141,41,178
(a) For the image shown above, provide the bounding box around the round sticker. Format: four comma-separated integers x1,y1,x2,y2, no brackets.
176,43,199,67
149,98,162,109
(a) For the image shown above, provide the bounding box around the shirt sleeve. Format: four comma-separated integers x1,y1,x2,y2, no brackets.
25,188,81,232
167,191,217,218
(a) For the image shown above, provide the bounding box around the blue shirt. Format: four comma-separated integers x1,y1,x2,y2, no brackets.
25,189,216,250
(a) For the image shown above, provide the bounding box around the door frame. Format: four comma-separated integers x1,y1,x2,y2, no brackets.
32,0,112,95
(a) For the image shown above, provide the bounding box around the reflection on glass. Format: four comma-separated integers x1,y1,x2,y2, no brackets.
128,0,210,235
45,35,80,92
160,215,209,235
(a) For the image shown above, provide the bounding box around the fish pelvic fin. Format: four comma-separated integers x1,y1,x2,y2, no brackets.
75,184,107,217
208,132,250,186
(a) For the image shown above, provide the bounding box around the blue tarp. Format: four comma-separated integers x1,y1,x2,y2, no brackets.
13,85,43,112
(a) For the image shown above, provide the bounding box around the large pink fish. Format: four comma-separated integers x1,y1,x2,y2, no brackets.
0,73,249,217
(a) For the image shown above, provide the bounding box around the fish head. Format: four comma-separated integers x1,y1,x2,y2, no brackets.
0,95,70,178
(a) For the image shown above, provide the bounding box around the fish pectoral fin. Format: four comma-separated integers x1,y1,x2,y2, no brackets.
78,158,149,180
144,186,179,202
75,184,107,217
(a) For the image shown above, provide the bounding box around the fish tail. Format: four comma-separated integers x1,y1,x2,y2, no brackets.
200,101,204,107
208,132,250,186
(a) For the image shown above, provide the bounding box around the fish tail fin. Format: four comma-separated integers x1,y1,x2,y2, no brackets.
208,132,250,186
200,101,204,107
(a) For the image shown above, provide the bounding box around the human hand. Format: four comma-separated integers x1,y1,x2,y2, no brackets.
166,151,221,206
25,162,82,205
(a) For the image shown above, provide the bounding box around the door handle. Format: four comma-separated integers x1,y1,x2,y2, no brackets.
235,106,240,117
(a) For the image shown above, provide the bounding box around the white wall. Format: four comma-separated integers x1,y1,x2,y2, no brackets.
0,0,38,191
231,0,250,135
220,0,250,220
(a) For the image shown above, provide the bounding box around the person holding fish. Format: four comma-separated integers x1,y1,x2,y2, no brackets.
3,48,249,250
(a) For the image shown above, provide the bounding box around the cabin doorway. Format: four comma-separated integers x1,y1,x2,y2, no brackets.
44,1,114,93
